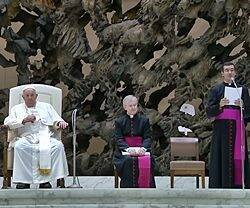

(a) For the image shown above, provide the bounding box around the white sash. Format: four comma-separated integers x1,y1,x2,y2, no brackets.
38,127,52,175
26,106,52,175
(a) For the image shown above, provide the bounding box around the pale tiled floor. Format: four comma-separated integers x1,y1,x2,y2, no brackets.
0,176,209,189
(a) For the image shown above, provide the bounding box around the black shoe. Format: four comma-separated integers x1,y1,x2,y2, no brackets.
39,182,52,189
16,183,30,189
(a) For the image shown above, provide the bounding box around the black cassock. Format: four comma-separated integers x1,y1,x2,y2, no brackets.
113,113,156,188
206,82,250,188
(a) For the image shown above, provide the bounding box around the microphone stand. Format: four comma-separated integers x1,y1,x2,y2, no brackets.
231,78,245,189
67,109,82,188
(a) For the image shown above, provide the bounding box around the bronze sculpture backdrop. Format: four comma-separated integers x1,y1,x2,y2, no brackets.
0,0,249,176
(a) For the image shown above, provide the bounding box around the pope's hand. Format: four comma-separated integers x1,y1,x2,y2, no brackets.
22,115,36,124
58,121,68,129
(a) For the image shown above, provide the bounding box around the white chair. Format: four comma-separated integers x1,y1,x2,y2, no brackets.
2,84,65,188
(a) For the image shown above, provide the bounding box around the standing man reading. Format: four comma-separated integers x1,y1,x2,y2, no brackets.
4,85,69,189
113,95,156,188
206,62,250,188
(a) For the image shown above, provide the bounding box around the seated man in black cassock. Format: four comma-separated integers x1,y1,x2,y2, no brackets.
206,62,250,188
113,95,156,188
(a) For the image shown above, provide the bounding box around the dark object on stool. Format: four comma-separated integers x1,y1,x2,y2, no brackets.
39,182,52,188
16,183,30,189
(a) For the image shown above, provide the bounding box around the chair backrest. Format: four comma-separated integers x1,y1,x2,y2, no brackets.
7,84,62,143
9,84,62,116
170,137,199,160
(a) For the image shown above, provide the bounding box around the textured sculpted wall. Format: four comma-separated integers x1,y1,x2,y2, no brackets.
0,0,249,176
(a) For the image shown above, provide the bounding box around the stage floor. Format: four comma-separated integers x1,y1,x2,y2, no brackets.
0,176,209,189
0,184,249,208
1,177,249,207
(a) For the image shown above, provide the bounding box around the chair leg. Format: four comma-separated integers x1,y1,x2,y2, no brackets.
2,173,8,189
2,136,8,189
2,168,8,189
57,178,65,188
201,171,205,188
170,171,174,188
7,170,12,188
114,168,119,188
196,176,199,188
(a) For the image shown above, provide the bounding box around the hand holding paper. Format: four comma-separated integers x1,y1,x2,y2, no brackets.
123,147,149,156
127,147,137,156
137,147,146,156
234,98,242,107
220,97,229,108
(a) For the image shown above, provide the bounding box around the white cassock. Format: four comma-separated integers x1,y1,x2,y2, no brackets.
4,101,69,184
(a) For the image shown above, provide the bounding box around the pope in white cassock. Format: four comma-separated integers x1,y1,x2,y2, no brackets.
4,85,69,189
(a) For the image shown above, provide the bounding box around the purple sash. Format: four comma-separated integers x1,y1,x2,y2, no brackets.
215,108,245,185
125,136,151,188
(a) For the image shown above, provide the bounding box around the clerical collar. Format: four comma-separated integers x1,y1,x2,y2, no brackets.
223,82,233,86
24,101,37,109
126,113,137,119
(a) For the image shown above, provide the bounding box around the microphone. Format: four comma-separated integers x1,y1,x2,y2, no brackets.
231,77,236,85
231,77,245,189
231,77,241,102
67,108,82,188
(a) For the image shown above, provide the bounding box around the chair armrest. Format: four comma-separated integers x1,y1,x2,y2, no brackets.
0,125,9,141
53,121,60,131
0,125,9,189
0,125,8,132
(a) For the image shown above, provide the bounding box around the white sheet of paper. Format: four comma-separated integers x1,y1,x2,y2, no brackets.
122,147,150,156
224,86,242,106
122,152,150,156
